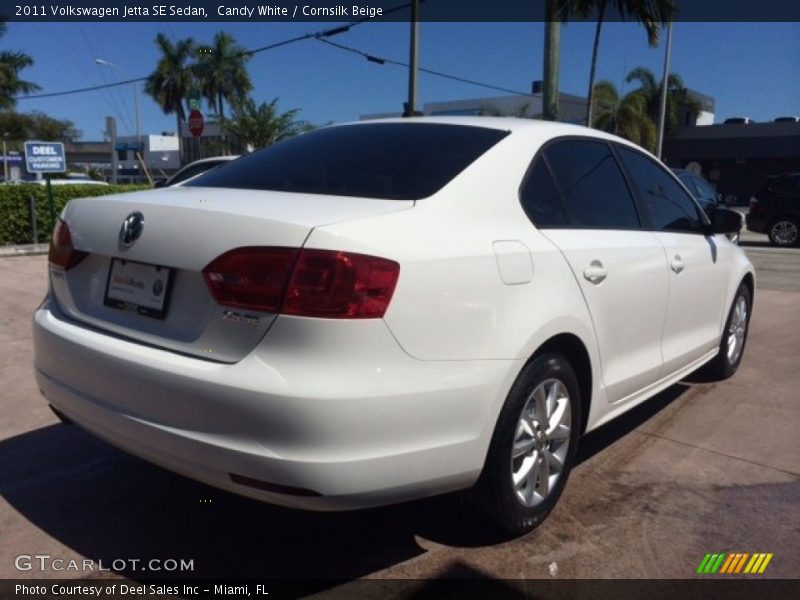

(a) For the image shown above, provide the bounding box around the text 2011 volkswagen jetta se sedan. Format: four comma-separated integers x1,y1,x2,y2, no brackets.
34,117,753,533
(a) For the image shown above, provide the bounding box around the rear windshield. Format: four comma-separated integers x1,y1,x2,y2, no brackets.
186,123,509,200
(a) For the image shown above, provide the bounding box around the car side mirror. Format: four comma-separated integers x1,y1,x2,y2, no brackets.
709,207,742,235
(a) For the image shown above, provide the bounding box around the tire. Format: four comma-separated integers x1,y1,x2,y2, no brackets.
471,353,581,535
767,217,800,247
706,283,752,379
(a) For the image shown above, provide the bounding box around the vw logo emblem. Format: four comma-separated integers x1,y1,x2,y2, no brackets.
119,212,145,247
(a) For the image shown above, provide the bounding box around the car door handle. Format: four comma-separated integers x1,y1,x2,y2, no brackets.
583,261,607,284
670,256,685,274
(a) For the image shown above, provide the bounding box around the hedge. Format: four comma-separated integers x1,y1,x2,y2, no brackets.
0,184,151,245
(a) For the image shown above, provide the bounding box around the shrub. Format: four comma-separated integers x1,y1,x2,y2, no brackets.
0,184,151,245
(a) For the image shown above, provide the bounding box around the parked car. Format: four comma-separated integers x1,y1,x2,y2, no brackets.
26,174,108,186
773,116,800,123
672,168,741,244
34,118,752,534
154,156,239,187
746,173,800,246
723,117,754,124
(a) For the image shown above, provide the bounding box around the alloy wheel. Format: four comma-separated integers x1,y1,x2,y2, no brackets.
511,378,571,508
727,295,748,365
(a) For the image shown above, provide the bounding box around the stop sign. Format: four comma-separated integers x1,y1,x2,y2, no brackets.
188,109,204,137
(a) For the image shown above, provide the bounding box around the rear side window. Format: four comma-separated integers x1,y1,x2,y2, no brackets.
618,147,704,233
187,123,509,200
519,158,568,227
542,139,640,229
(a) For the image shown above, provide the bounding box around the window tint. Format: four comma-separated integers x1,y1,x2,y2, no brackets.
543,139,640,229
519,158,568,227
187,123,509,200
618,147,704,233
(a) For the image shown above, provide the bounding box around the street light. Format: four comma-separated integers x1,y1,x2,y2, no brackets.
95,58,141,144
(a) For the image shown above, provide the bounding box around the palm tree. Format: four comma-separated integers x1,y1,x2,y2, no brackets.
624,66,700,136
145,34,196,157
592,68,700,152
592,80,657,151
0,22,40,110
542,0,569,121
227,98,311,152
576,0,675,127
195,32,252,154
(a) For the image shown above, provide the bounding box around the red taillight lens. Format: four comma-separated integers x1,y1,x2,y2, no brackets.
283,250,400,318
203,247,299,312
202,247,400,318
48,219,88,270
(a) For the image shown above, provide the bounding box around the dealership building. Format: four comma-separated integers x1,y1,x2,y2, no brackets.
663,120,800,205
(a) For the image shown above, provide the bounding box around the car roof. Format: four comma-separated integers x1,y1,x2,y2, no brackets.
338,116,649,155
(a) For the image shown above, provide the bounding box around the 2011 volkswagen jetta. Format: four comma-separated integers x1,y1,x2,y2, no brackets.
33,117,753,533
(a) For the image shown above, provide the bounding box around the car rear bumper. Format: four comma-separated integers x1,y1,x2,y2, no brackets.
33,297,518,510
745,213,767,233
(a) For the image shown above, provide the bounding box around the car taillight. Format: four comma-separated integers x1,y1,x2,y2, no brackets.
749,197,761,214
283,250,400,318
48,219,88,270
202,247,400,318
203,247,299,312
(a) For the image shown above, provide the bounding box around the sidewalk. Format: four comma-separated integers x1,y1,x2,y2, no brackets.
0,243,49,257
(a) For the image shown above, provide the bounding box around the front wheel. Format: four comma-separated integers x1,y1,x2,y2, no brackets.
706,283,752,379
471,353,581,534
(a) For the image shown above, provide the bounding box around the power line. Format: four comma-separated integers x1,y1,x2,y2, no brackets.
13,1,418,101
317,38,535,98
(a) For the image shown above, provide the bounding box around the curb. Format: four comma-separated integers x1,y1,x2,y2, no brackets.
0,244,49,257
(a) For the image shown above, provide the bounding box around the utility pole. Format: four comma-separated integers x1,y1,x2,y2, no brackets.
542,0,561,122
403,0,421,117
655,22,673,159
96,59,141,144
106,116,119,184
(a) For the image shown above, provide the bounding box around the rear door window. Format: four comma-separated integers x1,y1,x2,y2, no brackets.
541,139,641,229
187,123,509,200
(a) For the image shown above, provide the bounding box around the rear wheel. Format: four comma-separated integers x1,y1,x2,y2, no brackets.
472,353,581,534
706,283,751,379
768,217,799,247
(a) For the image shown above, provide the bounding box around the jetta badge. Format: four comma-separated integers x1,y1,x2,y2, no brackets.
119,211,145,247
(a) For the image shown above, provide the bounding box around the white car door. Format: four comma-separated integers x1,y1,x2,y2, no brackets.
522,139,668,404
616,146,730,375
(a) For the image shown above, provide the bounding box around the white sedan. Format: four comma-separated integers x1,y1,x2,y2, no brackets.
34,117,753,533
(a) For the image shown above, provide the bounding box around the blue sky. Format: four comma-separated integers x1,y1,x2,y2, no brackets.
3,21,799,140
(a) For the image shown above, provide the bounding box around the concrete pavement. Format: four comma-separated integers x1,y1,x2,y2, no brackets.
0,250,798,585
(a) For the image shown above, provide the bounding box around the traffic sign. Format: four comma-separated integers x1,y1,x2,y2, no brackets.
188,110,204,137
24,141,66,173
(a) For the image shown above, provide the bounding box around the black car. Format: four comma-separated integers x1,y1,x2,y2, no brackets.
746,173,800,247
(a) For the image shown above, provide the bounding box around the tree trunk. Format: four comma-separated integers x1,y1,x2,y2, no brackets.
585,1,606,128
542,0,561,122
218,92,226,155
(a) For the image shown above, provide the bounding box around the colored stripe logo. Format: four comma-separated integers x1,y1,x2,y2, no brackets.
696,552,773,574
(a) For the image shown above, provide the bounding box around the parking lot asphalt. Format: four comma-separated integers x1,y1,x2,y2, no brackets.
1,237,798,586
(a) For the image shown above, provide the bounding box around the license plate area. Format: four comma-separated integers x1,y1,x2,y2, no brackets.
104,258,174,319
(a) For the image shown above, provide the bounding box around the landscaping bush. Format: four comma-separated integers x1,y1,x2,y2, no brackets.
0,184,151,245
